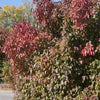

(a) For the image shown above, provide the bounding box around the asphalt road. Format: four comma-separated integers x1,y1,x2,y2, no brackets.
0,90,14,100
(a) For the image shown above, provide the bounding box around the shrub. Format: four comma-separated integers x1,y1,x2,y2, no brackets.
2,0,100,99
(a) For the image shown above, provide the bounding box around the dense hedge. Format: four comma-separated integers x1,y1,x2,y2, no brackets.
1,0,100,99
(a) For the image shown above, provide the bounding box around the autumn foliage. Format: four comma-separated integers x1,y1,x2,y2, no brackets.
2,21,38,59
1,0,100,99
81,42,95,56
69,0,97,30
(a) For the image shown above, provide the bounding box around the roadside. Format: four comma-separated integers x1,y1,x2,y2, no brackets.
0,90,14,100
0,84,14,100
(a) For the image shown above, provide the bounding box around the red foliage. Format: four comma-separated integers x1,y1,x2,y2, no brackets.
33,0,97,31
81,42,95,56
69,0,97,30
33,0,54,26
33,0,63,35
1,21,52,60
1,21,38,59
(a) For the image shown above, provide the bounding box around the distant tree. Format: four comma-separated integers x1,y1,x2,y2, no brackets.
0,1,37,30
23,0,38,27
0,5,25,30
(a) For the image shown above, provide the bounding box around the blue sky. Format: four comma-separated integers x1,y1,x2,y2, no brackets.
0,0,60,7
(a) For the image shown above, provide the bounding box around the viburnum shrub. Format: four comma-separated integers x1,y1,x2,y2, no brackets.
2,0,100,100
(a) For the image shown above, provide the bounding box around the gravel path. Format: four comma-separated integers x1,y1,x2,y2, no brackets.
0,90,14,100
